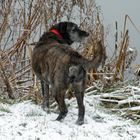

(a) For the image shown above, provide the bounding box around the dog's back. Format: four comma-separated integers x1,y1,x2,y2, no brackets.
32,38,85,89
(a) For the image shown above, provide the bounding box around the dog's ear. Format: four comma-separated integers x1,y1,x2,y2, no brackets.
59,22,77,33
58,22,67,33
49,22,67,33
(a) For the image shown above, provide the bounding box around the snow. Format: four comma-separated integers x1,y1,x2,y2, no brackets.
128,48,134,52
0,94,140,140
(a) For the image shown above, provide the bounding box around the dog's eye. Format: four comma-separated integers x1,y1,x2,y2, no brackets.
71,26,77,32
71,28,76,31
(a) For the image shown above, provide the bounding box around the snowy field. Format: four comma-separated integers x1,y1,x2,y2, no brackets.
0,93,140,140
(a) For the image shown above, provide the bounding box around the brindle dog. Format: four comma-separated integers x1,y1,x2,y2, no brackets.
32,22,103,125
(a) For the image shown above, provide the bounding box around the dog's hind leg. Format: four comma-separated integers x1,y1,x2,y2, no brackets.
54,89,68,121
73,81,85,125
41,80,50,113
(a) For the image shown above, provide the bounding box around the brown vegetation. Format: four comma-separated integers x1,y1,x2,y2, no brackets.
0,0,138,103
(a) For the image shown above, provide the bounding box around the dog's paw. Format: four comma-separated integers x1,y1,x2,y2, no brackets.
56,116,64,122
76,118,84,125
42,105,50,114
56,112,67,121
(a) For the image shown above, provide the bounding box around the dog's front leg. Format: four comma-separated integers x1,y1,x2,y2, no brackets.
74,91,85,125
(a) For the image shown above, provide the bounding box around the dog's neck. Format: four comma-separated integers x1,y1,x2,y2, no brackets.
50,29,73,45
38,29,73,45
50,29,63,39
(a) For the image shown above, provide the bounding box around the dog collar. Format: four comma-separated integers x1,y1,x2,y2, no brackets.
50,29,63,39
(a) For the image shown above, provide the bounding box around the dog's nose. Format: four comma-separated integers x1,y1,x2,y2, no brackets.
85,32,89,37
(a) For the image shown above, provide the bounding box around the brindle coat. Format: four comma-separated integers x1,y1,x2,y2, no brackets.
32,22,103,125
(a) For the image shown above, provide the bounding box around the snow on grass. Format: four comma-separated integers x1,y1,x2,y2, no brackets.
0,94,140,140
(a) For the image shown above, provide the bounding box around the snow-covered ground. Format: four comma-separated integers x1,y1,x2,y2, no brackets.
0,93,140,140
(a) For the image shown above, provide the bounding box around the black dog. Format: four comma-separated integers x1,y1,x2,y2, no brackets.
32,22,103,125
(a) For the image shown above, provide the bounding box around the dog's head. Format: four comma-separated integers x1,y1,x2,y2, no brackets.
50,22,89,45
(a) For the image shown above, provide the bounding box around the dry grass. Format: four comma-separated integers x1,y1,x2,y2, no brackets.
0,1,138,101
0,0,102,100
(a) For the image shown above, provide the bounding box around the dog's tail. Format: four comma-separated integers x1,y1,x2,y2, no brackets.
68,41,104,82
79,41,104,70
